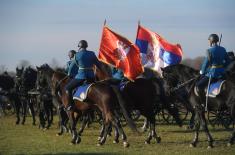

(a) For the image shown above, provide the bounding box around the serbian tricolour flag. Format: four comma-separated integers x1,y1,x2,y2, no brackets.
135,25,183,73
99,26,144,80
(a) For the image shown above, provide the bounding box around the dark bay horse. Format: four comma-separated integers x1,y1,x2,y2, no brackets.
36,64,137,147
14,66,37,125
36,67,54,130
95,62,182,144
161,64,235,148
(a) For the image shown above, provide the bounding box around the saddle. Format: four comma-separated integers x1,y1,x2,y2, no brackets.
73,80,94,102
194,80,226,98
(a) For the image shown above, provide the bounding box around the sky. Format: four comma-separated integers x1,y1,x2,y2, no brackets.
0,0,235,71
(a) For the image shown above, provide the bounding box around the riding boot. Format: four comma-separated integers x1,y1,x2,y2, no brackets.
66,91,74,111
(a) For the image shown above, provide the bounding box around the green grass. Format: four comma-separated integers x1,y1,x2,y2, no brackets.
0,116,234,155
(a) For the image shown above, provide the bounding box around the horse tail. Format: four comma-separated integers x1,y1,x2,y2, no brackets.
111,86,139,133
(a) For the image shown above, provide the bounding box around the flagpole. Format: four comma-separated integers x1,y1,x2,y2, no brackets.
103,19,106,26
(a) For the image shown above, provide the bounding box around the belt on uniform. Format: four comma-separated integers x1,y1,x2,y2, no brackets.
79,67,93,70
210,65,223,68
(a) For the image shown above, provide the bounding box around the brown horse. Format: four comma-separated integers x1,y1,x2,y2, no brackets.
36,64,137,147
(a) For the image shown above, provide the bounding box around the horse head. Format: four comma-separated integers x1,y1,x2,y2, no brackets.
94,61,112,81
36,64,53,90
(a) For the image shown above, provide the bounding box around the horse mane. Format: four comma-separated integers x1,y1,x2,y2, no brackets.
99,61,112,76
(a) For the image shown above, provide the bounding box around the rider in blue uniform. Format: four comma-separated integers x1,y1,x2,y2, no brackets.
65,50,78,78
65,40,101,110
196,34,230,95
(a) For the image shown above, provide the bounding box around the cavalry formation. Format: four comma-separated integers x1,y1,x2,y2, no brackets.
0,61,235,149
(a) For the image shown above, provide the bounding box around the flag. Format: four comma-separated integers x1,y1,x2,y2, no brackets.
99,26,143,80
135,25,183,73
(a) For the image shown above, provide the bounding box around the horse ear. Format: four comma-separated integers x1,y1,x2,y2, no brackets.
36,66,40,70
160,67,165,71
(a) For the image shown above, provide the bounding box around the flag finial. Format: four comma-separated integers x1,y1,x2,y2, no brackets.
138,20,141,26
104,19,107,26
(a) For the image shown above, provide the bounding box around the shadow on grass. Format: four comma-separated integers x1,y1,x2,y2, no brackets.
16,153,119,155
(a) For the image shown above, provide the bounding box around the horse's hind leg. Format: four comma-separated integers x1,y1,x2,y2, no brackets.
145,117,161,144
78,114,88,136
69,111,81,145
98,121,111,146
200,110,213,148
111,117,129,147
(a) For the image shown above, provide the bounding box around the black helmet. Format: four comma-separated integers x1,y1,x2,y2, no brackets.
208,34,219,43
78,40,88,48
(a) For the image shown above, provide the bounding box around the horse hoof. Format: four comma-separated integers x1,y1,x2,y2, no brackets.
227,143,232,147
56,133,62,136
145,141,150,144
123,141,129,148
207,145,213,149
75,137,81,144
113,140,119,144
156,136,161,143
189,143,196,148
97,136,102,141
97,143,102,147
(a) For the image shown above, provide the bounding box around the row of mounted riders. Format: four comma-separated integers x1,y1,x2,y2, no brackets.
0,61,235,148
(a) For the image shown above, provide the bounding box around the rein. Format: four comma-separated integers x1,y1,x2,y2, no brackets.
170,77,198,93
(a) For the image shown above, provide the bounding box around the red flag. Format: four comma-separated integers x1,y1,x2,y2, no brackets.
99,26,143,80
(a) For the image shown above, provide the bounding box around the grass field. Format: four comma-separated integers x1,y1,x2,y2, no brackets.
0,115,234,155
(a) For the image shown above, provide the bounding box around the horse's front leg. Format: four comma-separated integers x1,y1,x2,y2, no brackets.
200,110,213,148
21,99,27,125
228,127,235,146
15,100,21,125
28,99,36,125
69,111,81,145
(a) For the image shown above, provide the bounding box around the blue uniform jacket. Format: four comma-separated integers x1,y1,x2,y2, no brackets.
70,50,100,80
200,45,230,78
111,67,124,80
66,60,78,78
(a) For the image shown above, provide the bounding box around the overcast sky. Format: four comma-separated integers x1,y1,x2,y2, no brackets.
1,0,235,71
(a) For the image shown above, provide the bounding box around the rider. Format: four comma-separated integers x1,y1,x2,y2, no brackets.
65,50,78,78
196,34,230,95
65,40,101,110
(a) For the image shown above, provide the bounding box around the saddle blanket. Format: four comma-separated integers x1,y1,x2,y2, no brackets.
207,80,225,98
73,84,93,101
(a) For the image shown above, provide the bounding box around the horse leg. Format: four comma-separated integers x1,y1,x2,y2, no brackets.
111,118,129,147
98,120,105,141
69,111,81,144
21,100,27,125
39,110,45,129
142,118,149,132
78,114,88,136
190,111,200,147
28,99,36,125
189,111,196,129
56,106,68,136
15,101,20,125
98,121,113,146
200,110,213,148
145,116,161,144
113,125,119,144
228,105,235,146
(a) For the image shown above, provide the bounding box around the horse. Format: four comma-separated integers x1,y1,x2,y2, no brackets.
0,73,16,115
14,66,37,125
95,62,182,144
36,67,54,130
36,64,137,147
161,64,235,148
